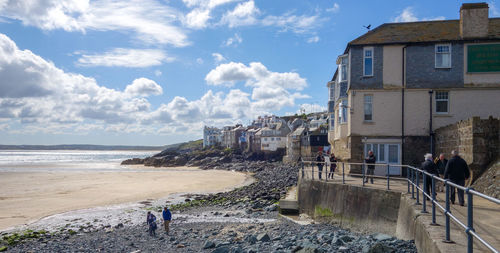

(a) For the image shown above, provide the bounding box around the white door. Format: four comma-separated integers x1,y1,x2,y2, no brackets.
387,144,401,175
365,143,401,176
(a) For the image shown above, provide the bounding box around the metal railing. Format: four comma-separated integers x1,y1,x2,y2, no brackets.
300,160,499,253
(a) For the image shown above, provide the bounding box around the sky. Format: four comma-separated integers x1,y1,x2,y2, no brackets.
0,0,499,146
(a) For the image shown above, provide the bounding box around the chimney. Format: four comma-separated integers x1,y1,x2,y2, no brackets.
460,2,489,38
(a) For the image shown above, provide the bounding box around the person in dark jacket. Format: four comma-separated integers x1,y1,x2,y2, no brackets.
444,150,470,206
364,150,376,184
316,151,325,179
329,153,337,179
422,153,438,200
434,153,448,192
162,206,172,235
146,211,157,236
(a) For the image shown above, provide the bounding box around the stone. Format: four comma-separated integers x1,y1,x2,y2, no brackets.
368,243,394,253
373,233,392,241
203,241,216,249
296,247,319,253
256,233,271,242
246,235,257,244
211,246,230,253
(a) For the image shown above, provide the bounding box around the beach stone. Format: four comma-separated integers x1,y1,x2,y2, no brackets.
203,240,216,249
211,246,230,253
256,233,270,242
368,242,394,253
373,233,392,241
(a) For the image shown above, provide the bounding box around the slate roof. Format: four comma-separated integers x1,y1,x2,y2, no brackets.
349,18,500,46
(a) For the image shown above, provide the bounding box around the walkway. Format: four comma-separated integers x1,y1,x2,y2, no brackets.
302,170,499,253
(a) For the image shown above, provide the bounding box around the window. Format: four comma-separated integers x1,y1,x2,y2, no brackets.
340,56,348,81
435,91,449,114
340,99,348,124
276,137,281,141
329,85,335,101
271,137,275,141
364,95,373,121
329,113,335,130
363,47,373,76
435,44,451,68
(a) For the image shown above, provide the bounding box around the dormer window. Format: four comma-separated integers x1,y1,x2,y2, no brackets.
363,47,373,76
435,44,451,68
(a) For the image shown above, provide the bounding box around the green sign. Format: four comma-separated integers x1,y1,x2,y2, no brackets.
467,44,500,73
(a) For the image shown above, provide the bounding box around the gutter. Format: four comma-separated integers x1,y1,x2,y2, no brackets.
401,45,407,168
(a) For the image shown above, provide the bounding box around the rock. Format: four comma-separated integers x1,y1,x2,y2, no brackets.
0,246,7,252
256,233,271,242
203,241,216,249
114,223,124,229
339,235,353,242
177,244,185,248
332,238,344,246
211,246,230,253
373,233,392,241
338,246,349,252
368,242,394,253
246,235,257,244
296,247,319,253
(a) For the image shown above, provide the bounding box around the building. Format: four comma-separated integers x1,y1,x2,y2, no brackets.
203,126,222,148
284,126,306,163
260,119,291,152
327,3,500,176
301,124,329,159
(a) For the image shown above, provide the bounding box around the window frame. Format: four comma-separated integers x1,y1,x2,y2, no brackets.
340,55,348,82
364,94,373,122
435,91,449,114
363,47,374,76
435,44,452,69
340,99,348,124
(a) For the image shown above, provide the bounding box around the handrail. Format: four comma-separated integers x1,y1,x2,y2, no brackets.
299,160,500,253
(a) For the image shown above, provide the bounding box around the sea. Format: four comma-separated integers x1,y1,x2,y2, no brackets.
0,150,157,172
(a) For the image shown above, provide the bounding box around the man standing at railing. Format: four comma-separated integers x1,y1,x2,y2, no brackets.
444,150,470,206
422,153,439,200
434,153,448,192
364,150,376,184
316,151,325,179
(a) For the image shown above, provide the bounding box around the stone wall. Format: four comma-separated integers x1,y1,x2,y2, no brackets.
435,116,499,179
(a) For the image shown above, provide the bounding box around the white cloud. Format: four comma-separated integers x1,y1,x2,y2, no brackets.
224,33,242,46
205,61,307,91
124,78,163,97
307,36,319,43
326,3,339,13
0,0,189,46
212,53,227,63
220,0,259,27
154,70,162,76
76,48,173,68
184,8,210,29
262,13,322,34
393,7,445,23
196,57,204,64
297,103,326,114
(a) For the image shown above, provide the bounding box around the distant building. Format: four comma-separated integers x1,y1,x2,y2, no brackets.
327,3,500,175
203,126,222,148
260,119,291,152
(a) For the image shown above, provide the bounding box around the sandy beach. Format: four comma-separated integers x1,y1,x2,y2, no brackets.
0,166,251,231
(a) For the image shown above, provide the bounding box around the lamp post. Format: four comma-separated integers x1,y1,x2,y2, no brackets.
429,90,434,155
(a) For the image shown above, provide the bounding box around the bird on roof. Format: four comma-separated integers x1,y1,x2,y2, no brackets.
363,24,371,30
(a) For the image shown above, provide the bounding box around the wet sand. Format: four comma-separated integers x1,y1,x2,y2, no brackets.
0,166,251,231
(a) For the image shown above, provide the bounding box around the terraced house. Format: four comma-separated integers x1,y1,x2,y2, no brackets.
327,3,500,176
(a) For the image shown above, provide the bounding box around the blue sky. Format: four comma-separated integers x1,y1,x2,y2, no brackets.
0,0,498,145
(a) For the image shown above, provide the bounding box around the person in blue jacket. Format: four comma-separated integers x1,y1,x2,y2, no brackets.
146,211,157,236
162,206,172,235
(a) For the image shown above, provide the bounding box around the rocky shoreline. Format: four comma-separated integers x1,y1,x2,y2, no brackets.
2,151,418,252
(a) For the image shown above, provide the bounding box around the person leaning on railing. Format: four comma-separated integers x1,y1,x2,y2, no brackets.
316,151,325,179
444,150,470,206
434,153,448,192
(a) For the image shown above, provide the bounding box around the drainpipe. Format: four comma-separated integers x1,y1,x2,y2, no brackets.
402,46,407,174
429,90,434,155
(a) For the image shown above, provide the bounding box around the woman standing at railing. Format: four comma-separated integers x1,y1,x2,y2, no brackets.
422,153,439,200
329,153,337,179
316,151,325,179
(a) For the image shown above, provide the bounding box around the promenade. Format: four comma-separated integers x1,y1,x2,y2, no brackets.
301,168,499,253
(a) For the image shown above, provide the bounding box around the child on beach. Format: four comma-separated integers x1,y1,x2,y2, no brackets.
146,211,157,236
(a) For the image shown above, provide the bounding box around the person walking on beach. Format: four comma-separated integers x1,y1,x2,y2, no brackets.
422,153,438,200
316,151,325,179
364,150,376,184
162,206,172,235
329,153,337,179
146,211,157,236
444,150,470,206
434,153,448,192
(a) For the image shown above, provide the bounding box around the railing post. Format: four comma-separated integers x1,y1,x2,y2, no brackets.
407,167,410,193
362,163,366,187
325,162,328,182
342,162,345,184
416,171,420,205
311,163,314,180
467,188,474,253
301,161,304,179
443,181,453,243
386,164,390,190
431,176,437,225
411,169,415,199
422,173,428,213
